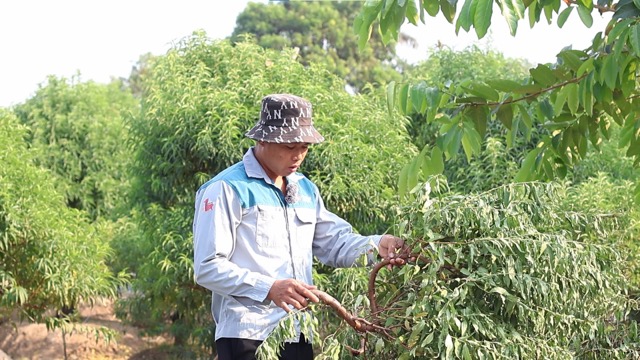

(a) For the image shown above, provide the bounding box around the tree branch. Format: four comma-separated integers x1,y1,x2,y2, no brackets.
465,73,589,108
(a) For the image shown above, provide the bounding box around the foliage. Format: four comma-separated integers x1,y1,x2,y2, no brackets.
0,109,125,326
231,1,404,92
260,181,640,358
397,45,534,193
562,173,640,287
355,0,640,202
406,45,531,87
570,127,640,183
124,32,414,348
12,75,138,220
402,45,530,150
121,52,157,99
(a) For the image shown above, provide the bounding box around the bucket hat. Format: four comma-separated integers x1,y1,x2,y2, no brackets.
245,94,325,143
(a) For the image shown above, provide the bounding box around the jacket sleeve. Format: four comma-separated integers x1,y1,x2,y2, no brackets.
311,187,382,268
193,181,275,302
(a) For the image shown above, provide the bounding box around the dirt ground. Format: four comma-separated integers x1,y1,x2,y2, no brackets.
0,299,174,360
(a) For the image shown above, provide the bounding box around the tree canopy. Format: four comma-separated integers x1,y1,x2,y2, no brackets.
231,1,405,92
13,75,137,220
354,0,640,202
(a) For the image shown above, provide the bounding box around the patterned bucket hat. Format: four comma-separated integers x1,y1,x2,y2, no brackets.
245,94,325,143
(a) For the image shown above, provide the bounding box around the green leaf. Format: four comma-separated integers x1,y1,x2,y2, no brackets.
382,0,397,18
580,73,594,116
354,4,379,50
553,86,569,114
429,146,445,175
461,120,482,162
398,161,410,197
530,64,557,86
630,23,640,57
386,81,396,115
576,57,594,77
456,0,474,33
557,50,582,71
445,334,454,351
607,19,633,44
543,3,554,24
566,83,579,114
580,0,593,9
424,85,442,115
485,79,523,92
399,83,410,114
557,6,573,28
510,0,525,18
577,5,593,27
490,286,509,295
619,113,636,148
410,83,427,114
613,1,640,20
407,155,422,192
463,82,500,101
499,0,519,35
462,344,472,360
528,0,542,27
425,0,441,17
474,0,493,38
538,99,554,119
600,55,619,90
422,332,434,346
406,0,420,25
445,124,463,158
496,104,514,130
440,0,457,22
515,147,542,182
375,338,385,353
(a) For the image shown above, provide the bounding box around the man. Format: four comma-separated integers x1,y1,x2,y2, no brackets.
193,93,405,360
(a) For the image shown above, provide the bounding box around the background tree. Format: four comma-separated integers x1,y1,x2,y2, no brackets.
231,1,405,92
0,109,125,337
12,75,138,220
400,46,534,192
119,31,414,352
121,52,157,100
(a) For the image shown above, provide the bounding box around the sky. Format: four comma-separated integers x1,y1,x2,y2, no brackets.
0,0,612,108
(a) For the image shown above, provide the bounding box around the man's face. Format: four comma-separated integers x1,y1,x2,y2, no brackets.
257,142,310,180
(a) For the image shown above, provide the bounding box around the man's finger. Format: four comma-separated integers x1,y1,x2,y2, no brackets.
279,302,291,312
297,287,319,304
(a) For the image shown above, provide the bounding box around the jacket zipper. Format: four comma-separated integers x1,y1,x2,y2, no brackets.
283,204,297,279
276,186,297,279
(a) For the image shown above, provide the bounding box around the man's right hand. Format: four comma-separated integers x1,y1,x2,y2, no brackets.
266,279,320,312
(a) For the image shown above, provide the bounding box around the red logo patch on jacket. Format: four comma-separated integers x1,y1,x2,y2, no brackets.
204,198,214,212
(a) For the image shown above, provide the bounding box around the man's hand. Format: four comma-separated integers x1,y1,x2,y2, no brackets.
378,235,408,268
267,279,320,312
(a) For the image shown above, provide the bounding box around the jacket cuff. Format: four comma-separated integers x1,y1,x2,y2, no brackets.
367,235,384,265
248,275,276,302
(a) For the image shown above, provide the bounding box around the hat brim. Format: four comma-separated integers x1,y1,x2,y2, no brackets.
245,124,325,144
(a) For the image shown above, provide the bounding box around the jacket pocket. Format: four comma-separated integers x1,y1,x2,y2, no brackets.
255,205,288,249
293,207,316,250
